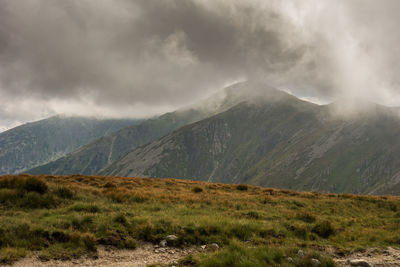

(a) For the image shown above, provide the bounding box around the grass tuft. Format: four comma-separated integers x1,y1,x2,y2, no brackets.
236,184,248,191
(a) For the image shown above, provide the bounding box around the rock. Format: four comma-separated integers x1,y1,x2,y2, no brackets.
298,250,305,258
159,240,167,247
287,257,294,263
210,243,220,249
349,259,371,267
311,258,321,266
166,235,178,241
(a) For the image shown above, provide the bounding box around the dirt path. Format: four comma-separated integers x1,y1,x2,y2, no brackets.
334,247,400,267
11,244,400,266
11,243,202,267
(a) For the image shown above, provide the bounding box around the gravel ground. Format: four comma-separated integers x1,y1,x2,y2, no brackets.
10,243,202,267
334,247,400,267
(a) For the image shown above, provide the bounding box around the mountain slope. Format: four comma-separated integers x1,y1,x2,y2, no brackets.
0,116,139,174
102,85,400,195
27,82,259,175
27,110,210,175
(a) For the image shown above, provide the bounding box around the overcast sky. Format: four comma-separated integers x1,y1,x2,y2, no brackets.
1,0,400,131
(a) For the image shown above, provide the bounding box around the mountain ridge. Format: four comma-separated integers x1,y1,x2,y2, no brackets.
101,84,400,195
0,116,139,174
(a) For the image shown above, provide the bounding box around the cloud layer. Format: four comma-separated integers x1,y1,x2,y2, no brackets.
1,0,400,130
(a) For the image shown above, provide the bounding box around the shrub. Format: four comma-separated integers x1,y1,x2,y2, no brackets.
312,221,335,238
293,226,308,240
0,248,26,264
0,177,48,194
295,252,336,267
199,241,285,267
81,233,97,252
17,192,55,209
243,211,260,220
54,187,74,199
179,254,198,266
134,222,155,241
103,182,116,188
124,238,138,249
0,177,24,190
192,187,203,193
296,212,316,223
69,204,100,213
24,177,48,194
51,231,70,243
229,224,254,241
236,184,248,191
0,189,19,206
114,214,128,225
107,191,148,203
71,216,94,232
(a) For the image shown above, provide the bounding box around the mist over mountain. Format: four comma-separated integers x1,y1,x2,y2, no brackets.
2,1,400,129
0,116,139,174
99,82,400,195
2,1,400,197
26,84,249,176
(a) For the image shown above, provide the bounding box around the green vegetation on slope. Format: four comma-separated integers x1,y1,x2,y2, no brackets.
103,88,400,195
0,116,138,174
0,174,399,266
27,109,217,176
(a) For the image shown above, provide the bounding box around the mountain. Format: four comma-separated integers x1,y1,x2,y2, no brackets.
26,83,249,175
0,116,139,174
101,84,400,195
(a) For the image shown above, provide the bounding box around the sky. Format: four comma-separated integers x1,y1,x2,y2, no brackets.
1,0,400,131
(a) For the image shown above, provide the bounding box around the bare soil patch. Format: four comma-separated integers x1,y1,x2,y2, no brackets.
11,243,202,267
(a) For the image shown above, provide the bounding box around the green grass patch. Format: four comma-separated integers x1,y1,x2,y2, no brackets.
0,175,399,264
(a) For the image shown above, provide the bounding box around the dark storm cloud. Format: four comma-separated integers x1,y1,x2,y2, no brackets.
0,0,304,109
1,0,400,129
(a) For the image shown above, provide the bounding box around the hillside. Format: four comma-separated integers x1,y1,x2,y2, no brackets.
27,82,254,176
102,85,400,195
0,116,138,174
1,174,400,266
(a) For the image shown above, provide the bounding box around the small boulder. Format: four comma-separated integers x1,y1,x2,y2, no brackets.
349,259,371,267
210,243,220,250
311,258,321,266
298,250,305,258
166,235,178,241
287,257,294,263
159,240,167,247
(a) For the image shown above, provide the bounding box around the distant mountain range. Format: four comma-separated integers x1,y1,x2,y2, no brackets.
0,116,139,174
20,82,400,195
27,84,249,176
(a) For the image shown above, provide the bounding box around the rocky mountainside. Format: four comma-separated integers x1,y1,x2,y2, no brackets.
27,110,209,175
101,85,400,195
27,82,257,176
0,116,139,174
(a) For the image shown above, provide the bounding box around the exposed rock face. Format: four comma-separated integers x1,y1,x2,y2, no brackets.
27,82,252,176
24,82,400,195
102,85,400,195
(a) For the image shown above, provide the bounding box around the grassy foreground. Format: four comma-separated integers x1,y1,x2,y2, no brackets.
0,175,399,266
